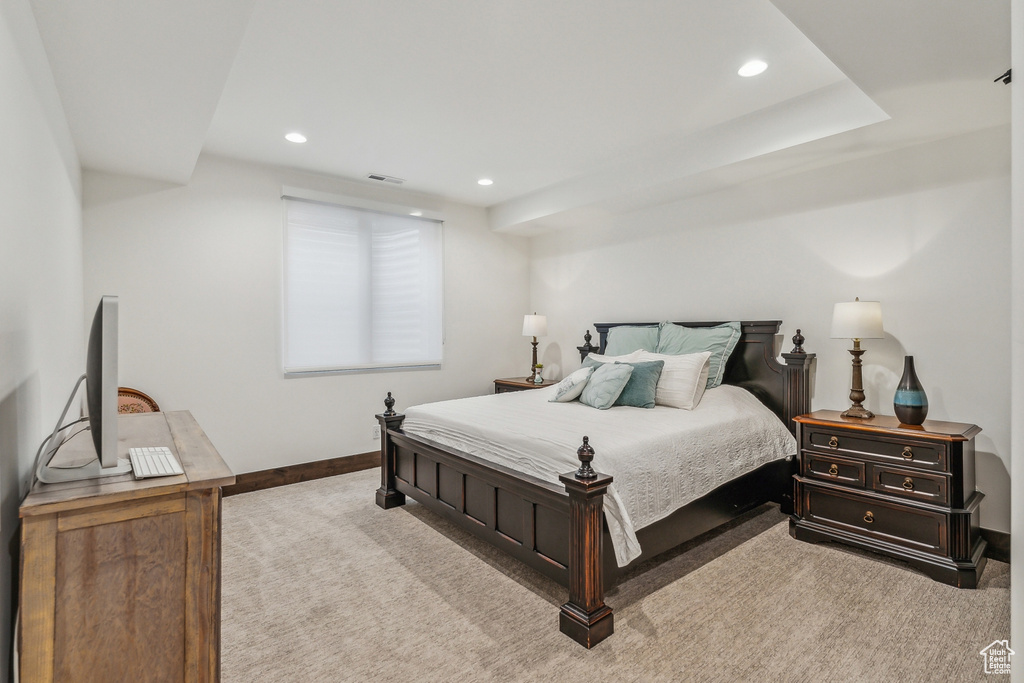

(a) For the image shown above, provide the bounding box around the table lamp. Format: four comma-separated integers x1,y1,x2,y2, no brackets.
522,313,547,383
831,298,883,419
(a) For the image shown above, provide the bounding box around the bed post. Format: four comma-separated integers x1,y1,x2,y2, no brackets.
375,392,406,509
558,437,614,648
577,330,600,362
781,329,815,433
780,332,814,515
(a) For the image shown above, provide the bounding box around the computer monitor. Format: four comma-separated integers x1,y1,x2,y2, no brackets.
86,294,119,468
36,295,132,483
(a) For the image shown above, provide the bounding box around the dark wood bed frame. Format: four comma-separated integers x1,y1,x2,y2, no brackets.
375,321,814,647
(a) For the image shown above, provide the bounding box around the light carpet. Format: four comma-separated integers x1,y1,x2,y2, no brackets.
221,469,1009,682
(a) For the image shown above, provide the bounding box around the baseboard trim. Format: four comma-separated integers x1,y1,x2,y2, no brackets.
223,451,379,497
981,528,1010,563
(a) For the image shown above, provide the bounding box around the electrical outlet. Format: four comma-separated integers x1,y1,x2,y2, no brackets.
372,424,381,440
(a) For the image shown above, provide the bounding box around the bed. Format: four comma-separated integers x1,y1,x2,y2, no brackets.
374,320,814,647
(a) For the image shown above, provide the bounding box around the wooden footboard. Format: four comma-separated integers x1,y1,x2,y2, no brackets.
382,420,573,582
374,408,791,648
375,407,614,647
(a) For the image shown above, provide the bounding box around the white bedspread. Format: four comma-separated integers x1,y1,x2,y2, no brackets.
402,384,796,567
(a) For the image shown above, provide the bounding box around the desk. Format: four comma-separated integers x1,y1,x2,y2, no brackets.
19,411,235,682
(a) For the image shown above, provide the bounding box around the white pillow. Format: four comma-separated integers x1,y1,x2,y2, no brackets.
584,350,643,364
632,350,712,410
549,366,594,403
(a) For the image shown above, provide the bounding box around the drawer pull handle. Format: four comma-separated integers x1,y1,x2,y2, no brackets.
828,436,839,449
902,477,915,491
828,464,839,476
902,446,913,460
863,511,874,524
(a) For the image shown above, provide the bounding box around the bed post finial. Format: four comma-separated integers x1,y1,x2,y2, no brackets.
575,436,597,479
383,391,396,416
577,331,600,363
790,329,806,354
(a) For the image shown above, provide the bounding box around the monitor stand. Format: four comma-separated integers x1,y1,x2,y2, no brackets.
36,455,133,484
35,373,133,484
36,425,132,483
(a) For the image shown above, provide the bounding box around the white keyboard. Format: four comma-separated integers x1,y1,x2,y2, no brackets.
129,447,184,479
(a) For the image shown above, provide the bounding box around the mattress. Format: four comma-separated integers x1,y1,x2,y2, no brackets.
401,384,797,567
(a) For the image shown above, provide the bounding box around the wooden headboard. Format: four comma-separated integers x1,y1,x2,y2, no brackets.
578,321,814,433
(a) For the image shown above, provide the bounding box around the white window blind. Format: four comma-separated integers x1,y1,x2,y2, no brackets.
283,198,443,373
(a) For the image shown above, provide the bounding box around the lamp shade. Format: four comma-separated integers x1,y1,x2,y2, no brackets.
830,299,883,340
522,314,547,338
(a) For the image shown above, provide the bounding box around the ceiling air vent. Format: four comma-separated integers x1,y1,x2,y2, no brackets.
367,173,405,184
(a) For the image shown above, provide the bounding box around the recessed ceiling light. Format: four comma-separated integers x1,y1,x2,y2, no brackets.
738,60,768,78
285,132,307,143
409,211,423,217
477,178,493,186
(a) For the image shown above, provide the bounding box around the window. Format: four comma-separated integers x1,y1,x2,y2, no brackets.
283,197,443,373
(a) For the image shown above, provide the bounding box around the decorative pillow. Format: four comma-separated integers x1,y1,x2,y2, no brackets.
613,360,664,409
604,325,658,356
579,363,634,410
549,366,594,403
632,350,712,410
656,322,741,389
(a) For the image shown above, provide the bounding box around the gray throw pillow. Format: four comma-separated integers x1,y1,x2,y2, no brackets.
579,363,634,410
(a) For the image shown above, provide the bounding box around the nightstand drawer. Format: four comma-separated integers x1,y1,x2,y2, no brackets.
804,427,947,472
801,484,947,555
803,453,865,487
870,465,949,505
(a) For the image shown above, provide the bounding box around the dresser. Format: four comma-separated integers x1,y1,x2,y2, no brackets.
493,377,558,393
789,410,985,588
19,411,234,682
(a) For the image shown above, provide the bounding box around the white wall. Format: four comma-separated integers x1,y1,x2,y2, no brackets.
1009,0,1022,672
0,1,82,680
82,155,530,474
531,128,1012,533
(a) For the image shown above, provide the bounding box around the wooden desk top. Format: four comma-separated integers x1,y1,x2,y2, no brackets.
21,410,235,517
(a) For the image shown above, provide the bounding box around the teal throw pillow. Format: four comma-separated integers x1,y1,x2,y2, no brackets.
656,322,741,389
604,325,659,356
579,363,634,410
613,360,665,409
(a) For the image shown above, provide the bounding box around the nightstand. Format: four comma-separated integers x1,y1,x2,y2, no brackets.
494,377,558,394
790,410,986,588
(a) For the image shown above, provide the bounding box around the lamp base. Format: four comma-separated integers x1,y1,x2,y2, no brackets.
841,405,875,420
527,338,539,383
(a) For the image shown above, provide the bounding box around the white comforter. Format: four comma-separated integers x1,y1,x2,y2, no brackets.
401,384,797,567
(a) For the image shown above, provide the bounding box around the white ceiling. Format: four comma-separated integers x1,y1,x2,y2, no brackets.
29,0,1010,233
